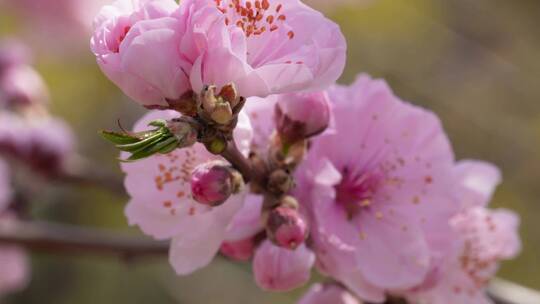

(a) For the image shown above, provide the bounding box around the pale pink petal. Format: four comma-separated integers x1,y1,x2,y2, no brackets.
253,240,315,292
454,160,502,209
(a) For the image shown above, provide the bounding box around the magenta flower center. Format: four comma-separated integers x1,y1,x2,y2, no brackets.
335,167,381,219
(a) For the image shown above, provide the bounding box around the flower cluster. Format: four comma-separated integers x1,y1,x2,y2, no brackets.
0,40,75,176
0,159,29,296
0,40,79,297
93,1,521,303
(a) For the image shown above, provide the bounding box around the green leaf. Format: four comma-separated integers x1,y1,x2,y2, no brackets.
100,130,139,145
157,138,180,154
115,132,165,152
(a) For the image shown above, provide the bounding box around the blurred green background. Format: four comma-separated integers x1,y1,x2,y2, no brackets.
0,0,539,303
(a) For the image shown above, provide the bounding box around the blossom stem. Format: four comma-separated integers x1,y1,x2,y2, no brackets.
221,141,255,183
0,221,168,257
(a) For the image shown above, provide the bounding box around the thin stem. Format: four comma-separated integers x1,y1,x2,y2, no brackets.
221,141,254,182
0,221,168,257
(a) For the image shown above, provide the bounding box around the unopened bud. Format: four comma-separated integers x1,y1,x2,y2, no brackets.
274,92,331,144
220,237,256,261
205,136,227,154
210,102,234,125
199,84,244,125
0,40,31,71
266,206,308,250
190,161,243,207
0,65,49,108
267,169,294,195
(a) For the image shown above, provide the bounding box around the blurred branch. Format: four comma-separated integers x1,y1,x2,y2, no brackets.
0,221,168,257
488,278,540,304
56,155,125,195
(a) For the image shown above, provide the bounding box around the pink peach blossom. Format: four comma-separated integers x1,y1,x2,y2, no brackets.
182,0,346,98
294,74,457,302
0,214,30,295
298,283,360,304
405,207,520,304
0,39,32,71
253,240,315,292
91,0,185,107
0,245,29,295
92,0,346,107
122,109,253,274
402,161,520,304
0,113,75,174
0,65,49,108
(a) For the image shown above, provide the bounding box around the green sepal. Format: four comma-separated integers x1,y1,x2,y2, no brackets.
115,132,165,152
148,119,167,128
100,130,140,145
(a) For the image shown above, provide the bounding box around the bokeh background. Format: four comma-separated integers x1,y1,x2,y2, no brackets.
0,0,538,303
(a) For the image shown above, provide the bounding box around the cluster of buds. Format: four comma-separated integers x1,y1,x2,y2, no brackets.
190,161,244,207
198,84,245,126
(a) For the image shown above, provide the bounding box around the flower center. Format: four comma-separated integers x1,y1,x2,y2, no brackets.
112,25,131,53
335,167,380,219
214,0,294,39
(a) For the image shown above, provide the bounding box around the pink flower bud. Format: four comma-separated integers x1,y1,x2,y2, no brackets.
190,161,241,207
0,65,49,108
220,237,255,262
0,40,31,71
253,240,315,292
90,0,188,108
274,92,331,144
266,207,308,250
298,284,360,304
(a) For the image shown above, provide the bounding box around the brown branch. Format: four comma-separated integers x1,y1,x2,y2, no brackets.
0,221,168,257
221,141,255,182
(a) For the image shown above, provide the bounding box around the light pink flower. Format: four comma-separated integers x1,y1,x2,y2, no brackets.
92,0,346,107
91,0,185,107
405,207,520,304
294,75,457,302
0,245,29,295
0,113,75,175
122,109,254,274
253,240,315,292
0,65,49,108
0,214,30,295
182,0,346,98
403,161,520,304
0,160,11,211
298,283,360,304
